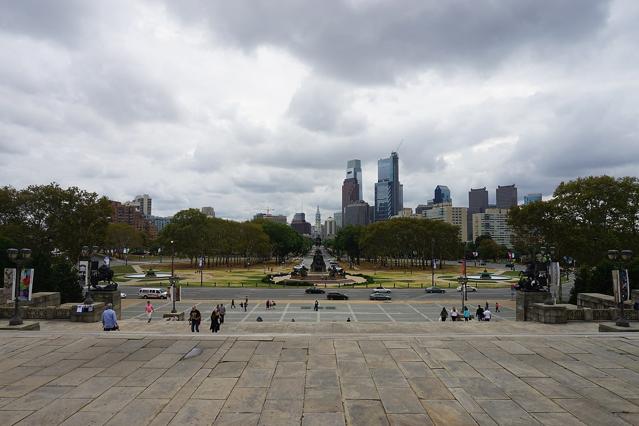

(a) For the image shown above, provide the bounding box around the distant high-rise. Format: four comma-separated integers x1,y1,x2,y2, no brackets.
496,184,518,209
201,206,215,217
341,178,359,218
133,194,152,217
468,187,489,241
315,206,321,237
291,212,312,235
374,152,402,221
345,159,363,201
524,193,542,205
344,201,371,227
434,185,451,204
253,213,287,224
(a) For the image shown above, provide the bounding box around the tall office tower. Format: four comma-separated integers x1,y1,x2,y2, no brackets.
467,187,489,241
345,159,363,201
201,207,216,217
344,201,371,227
291,212,312,235
315,206,321,237
434,185,452,204
524,193,542,205
496,184,518,209
334,212,343,229
134,194,152,217
324,217,336,239
341,178,359,217
374,152,402,221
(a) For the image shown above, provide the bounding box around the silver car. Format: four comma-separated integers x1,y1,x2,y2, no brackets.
369,292,392,301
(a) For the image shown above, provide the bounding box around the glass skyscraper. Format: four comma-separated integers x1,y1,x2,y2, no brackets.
374,152,402,221
345,159,363,201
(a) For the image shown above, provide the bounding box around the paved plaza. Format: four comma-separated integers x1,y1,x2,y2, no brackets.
1,321,639,425
122,300,516,322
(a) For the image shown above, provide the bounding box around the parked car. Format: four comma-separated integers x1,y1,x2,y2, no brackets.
425,286,446,294
505,263,515,269
369,292,392,301
120,292,127,299
305,287,325,294
138,288,168,299
456,285,477,292
326,292,349,300
480,260,487,266
372,286,391,294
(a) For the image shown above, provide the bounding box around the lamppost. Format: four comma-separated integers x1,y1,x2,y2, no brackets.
431,239,435,288
607,249,633,328
170,240,177,313
6,248,31,326
81,245,99,305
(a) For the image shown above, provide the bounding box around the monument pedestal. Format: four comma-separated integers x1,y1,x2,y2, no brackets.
516,291,551,321
88,289,121,319
69,303,105,322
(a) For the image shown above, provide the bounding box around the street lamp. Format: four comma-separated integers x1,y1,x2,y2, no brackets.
431,239,435,289
81,245,95,305
170,240,177,313
607,249,633,327
6,248,31,326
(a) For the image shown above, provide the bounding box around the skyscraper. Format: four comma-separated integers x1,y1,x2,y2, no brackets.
291,212,312,235
345,159,363,201
341,178,359,218
496,184,518,209
467,187,489,241
133,194,152,217
374,152,402,221
434,185,451,204
524,193,542,205
201,207,215,217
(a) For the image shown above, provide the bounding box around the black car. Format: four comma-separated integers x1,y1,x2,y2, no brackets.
425,286,446,294
305,287,325,294
327,292,349,300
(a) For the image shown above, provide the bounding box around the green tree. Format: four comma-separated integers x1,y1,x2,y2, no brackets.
477,238,500,261
105,223,144,258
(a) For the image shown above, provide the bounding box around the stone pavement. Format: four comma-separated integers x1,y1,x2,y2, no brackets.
1,322,639,425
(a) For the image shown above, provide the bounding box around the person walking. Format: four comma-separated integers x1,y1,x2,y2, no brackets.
314,300,319,312
266,300,270,310
145,300,154,323
102,303,119,331
244,297,248,312
210,307,220,333
476,305,484,321
450,307,459,322
189,306,202,333
440,307,448,322
495,302,500,312
220,304,226,324
485,301,489,311
483,308,492,322
463,306,470,321
231,299,235,309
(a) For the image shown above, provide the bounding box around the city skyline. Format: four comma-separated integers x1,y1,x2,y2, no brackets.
1,1,637,220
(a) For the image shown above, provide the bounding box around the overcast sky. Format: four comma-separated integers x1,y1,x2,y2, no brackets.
1,0,637,221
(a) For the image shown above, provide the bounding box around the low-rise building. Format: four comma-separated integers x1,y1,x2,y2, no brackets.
423,202,468,242
472,208,513,248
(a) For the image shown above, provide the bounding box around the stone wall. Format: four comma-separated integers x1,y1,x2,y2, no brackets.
0,305,71,320
69,302,105,323
577,293,633,310
88,290,121,319
515,291,550,321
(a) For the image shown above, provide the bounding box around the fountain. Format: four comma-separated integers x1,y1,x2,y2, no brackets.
125,269,172,279
466,269,511,281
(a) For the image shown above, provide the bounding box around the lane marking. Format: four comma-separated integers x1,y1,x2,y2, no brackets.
347,303,358,322
279,303,290,322
407,304,433,322
240,302,260,323
377,304,396,322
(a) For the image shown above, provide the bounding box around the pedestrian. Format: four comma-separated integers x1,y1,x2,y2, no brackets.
495,302,500,312
210,307,220,333
231,299,235,309
102,303,119,331
266,300,270,310
440,307,448,322
271,300,276,309
145,300,154,323
476,305,484,321
220,304,226,324
245,297,248,312
463,306,470,321
314,300,319,311
485,301,489,311
189,305,202,332
483,308,492,322
450,307,458,322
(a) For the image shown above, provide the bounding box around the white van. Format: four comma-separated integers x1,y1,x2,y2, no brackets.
138,288,168,299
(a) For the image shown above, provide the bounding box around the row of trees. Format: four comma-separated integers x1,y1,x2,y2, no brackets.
329,218,463,268
158,209,311,267
507,176,639,300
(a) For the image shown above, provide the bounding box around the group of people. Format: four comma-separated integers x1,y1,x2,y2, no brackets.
188,304,227,333
265,300,277,309
440,301,498,322
231,297,249,312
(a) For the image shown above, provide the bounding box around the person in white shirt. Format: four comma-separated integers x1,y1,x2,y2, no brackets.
483,309,492,321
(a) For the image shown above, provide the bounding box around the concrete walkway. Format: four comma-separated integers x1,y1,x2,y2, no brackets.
0,321,638,425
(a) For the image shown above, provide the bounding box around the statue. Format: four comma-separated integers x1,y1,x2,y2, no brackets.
516,262,548,292
90,264,118,291
311,249,326,273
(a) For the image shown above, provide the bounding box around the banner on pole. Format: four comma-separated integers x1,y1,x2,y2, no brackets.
621,269,630,301
16,269,34,301
549,262,560,302
3,268,15,304
612,269,621,304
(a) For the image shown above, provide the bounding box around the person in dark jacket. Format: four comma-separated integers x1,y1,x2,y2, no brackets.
440,307,448,322
189,306,201,332
476,305,485,321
